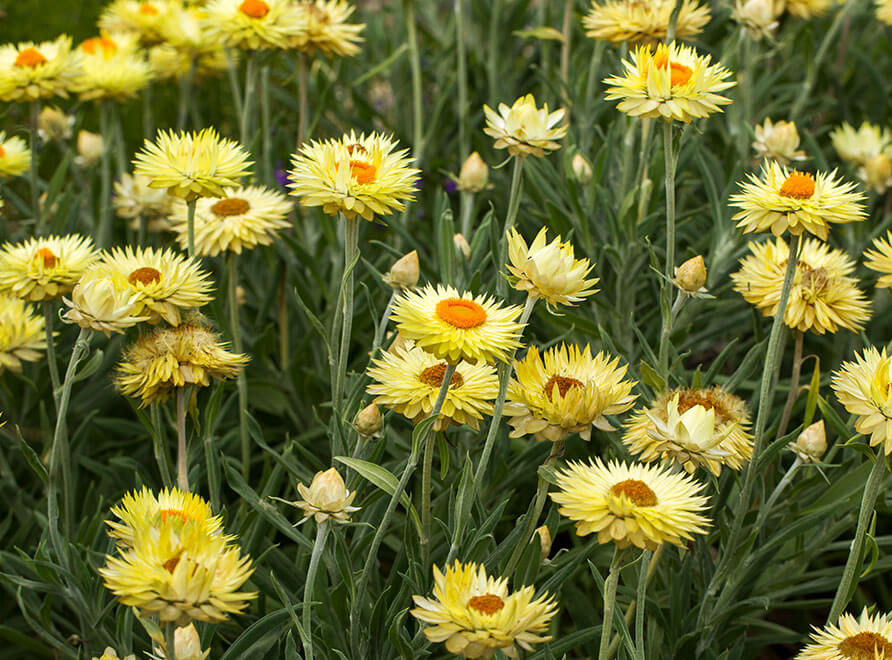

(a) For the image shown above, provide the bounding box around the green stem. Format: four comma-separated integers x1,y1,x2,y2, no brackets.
225,49,244,125
487,0,501,102
659,120,678,381
186,198,197,258
371,290,398,360
459,191,475,238
472,294,536,497
228,253,250,481
278,264,290,370
755,456,802,532
43,301,60,411
176,388,189,492
503,439,564,576
151,403,173,489
142,80,154,140
177,59,196,129
599,548,623,660
607,543,664,659
827,447,887,623
776,329,804,439
658,293,685,385
165,622,177,660
260,64,272,185
405,0,424,164
298,53,308,149
350,365,455,653
559,0,573,92
334,216,360,424
635,550,651,660
421,425,445,572
302,520,330,660
701,233,801,624
240,52,259,152
497,157,525,297
30,100,42,232
455,0,469,159
48,327,91,558
98,101,112,247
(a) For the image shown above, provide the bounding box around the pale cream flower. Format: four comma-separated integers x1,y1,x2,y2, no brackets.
753,118,807,165
733,0,784,40
292,467,359,523
456,152,489,192
62,274,148,336
76,131,105,168
790,420,827,462
382,250,419,290
483,94,567,158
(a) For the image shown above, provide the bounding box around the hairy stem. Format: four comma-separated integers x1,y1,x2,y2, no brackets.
176,388,189,492
302,521,330,660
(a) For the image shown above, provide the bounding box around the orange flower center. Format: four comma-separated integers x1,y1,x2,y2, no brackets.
81,37,118,57
653,51,693,86
435,298,487,329
779,171,816,199
239,0,271,18
675,389,729,420
139,2,159,15
419,362,464,389
163,554,181,573
14,48,47,69
543,374,584,398
468,594,505,616
34,247,58,268
349,160,378,184
128,267,162,286
159,508,192,525
0,144,5,158
211,197,251,217
610,479,658,507
837,632,892,660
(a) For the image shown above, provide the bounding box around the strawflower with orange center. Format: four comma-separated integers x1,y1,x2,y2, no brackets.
794,607,892,660
98,0,178,46
239,0,271,19
73,32,152,101
205,0,306,50
0,131,31,179
0,36,79,102
291,0,365,57
0,234,98,301
390,284,524,365
411,560,557,659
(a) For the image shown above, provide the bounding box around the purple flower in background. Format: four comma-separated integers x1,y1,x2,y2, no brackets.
275,161,291,190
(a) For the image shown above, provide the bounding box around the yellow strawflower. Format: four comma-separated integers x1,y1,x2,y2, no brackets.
0,132,31,179
794,607,892,659
0,234,99,302
93,649,135,660
366,341,498,431
133,128,253,200
151,5,230,81
390,284,524,365
291,467,360,523
830,122,892,193
752,118,806,166
603,42,734,123
733,0,784,40
116,323,248,406
113,173,174,232
786,0,833,18
91,246,213,325
623,387,754,476
204,0,306,50
410,560,557,659
505,343,637,443
288,130,419,222
170,185,293,256
582,0,711,45
483,94,567,158
506,227,598,310
99,0,182,46
730,161,866,239
880,0,892,24
62,272,148,336
551,458,710,550
864,231,892,289
0,36,80,102
831,346,892,455
73,34,152,101
293,0,365,57
731,237,871,335
0,295,46,373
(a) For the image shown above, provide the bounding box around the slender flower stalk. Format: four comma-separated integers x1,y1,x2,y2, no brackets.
43,301,60,410
607,544,665,658
99,102,113,247
659,120,679,381
754,456,802,531
151,403,173,489
776,329,804,439
497,158,524,298
404,0,424,164
333,216,360,426
165,622,176,660
635,549,652,660
303,520,330,660
599,548,624,660
455,0,469,160
30,100,42,232
421,431,438,570
186,198,197,258
297,52,308,148
227,253,250,480
827,447,887,623
176,388,189,492
240,51,259,152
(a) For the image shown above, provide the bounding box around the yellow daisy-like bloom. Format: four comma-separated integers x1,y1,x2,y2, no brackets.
879,0,892,24
116,323,248,406
731,237,871,335
582,0,711,46
62,273,148,336
505,343,637,443
864,231,892,289
604,41,734,123
366,341,498,431
288,130,419,222
0,132,31,179
506,227,599,310
786,0,833,18
151,5,230,81
0,234,99,302
410,561,557,659
794,607,892,659
133,128,253,201
99,504,255,625
294,0,365,56
204,0,306,50
113,173,174,232
292,467,360,524
390,284,524,365
730,161,866,239
733,0,784,41
0,36,80,102
830,122,891,166
170,185,292,256
831,346,892,455
482,94,567,158
106,486,228,548
91,246,213,325
99,0,181,46
93,648,135,660
623,388,754,476
753,118,806,166
0,295,46,373
73,34,153,101
551,458,710,550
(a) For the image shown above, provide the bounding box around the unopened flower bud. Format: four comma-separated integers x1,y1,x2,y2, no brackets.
76,130,105,167
295,467,360,523
535,525,552,560
458,152,489,192
382,250,419,290
453,233,471,260
38,106,73,142
174,624,208,660
753,118,805,165
94,648,135,660
793,420,827,462
674,255,707,294
571,153,593,184
353,403,382,438
733,0,782,39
